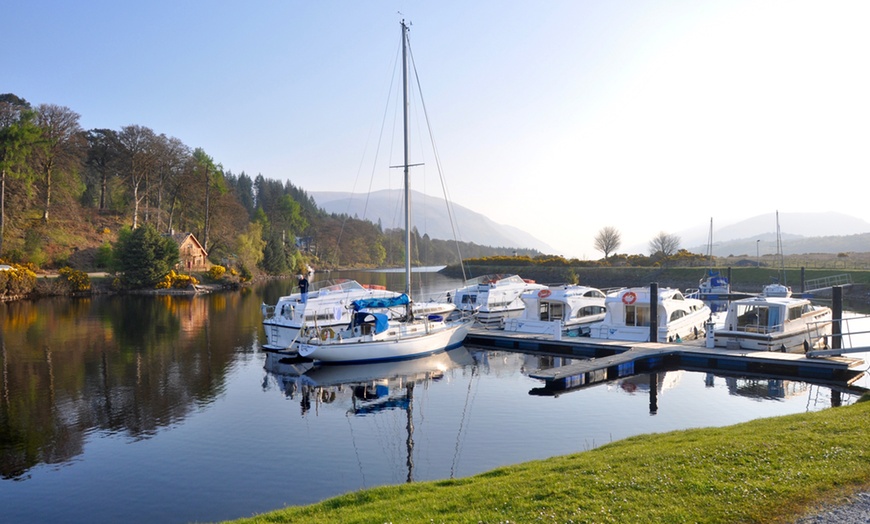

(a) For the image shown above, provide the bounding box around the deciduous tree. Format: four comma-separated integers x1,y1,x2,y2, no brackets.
117,125,157,229
33,104,85,222
649,231,681,258
594,226,622,260
0,95,40,253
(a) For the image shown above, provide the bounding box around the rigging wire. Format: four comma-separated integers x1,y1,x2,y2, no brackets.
345,410,368,489
332,38,403,267
451,363,480,479
407,41,469,282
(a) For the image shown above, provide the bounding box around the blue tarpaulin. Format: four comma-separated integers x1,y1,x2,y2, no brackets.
351,294,410,311
352,312,390,334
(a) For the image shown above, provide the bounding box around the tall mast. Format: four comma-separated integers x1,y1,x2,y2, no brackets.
402,20,411,295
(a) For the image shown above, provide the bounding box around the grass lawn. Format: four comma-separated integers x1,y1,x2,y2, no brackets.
229,395,870,523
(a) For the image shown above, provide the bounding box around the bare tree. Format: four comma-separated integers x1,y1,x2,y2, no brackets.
649,231,681,257
33,104,84,222
150,134,189,232
594,226,621,260
117,125,157,228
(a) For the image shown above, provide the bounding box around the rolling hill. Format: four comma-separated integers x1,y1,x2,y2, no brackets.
311,189,558,254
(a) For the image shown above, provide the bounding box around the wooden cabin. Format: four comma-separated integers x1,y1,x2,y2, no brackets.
170,232,209,271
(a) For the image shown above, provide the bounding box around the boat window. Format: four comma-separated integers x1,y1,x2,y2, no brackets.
461,295,477,305
578,305,605,317
670,310,687,321
549,303,565,321
736,304,769,332
788,306,803,321
538,303,549,321
624,305,650,327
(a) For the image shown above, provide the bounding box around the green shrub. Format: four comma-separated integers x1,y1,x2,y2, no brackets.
95,242,113,269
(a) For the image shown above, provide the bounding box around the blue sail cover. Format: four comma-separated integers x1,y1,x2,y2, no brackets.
705,270,729,287
351,294,411,311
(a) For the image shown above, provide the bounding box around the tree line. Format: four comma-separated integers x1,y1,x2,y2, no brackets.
0,93,535,282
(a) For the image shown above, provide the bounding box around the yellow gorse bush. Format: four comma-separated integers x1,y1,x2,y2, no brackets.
58,267,91,292
0,263,38,297
155,270,199,289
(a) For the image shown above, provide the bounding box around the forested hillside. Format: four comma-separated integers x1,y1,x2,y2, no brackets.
0,93,536,275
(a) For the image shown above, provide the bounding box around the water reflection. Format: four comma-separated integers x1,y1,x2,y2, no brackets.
264,348,475,419
0,291,261,480
1,274,868,524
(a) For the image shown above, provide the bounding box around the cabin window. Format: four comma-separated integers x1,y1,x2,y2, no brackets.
578,305,604,318
735,304,783,332
670,310,687,322
788,306,803,321
461,294,477,305
548,303,565,321
624,305,650,327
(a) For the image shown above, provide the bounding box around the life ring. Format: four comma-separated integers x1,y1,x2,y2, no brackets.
622,291,637,305
538,289,551,298
320,327,335,341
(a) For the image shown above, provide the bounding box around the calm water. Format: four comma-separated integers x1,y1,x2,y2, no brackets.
1,270,868,524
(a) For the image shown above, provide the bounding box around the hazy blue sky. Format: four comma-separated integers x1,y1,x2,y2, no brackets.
4,1,869,258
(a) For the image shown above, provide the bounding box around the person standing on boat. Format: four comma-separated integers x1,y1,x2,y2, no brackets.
298,274,309,304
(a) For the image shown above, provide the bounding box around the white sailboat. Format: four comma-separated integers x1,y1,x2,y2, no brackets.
297,20,472,364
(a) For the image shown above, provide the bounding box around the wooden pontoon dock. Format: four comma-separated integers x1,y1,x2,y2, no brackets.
464,327,867,394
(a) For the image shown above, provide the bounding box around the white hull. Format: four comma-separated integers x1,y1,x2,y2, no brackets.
452,274,545,322
589,287,711,343
261,281,457,351
297,318,472,364
502,285,607,335
714,295,832,352
261,279,400,350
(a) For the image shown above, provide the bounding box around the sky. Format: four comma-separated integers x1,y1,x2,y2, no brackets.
4,1,870,259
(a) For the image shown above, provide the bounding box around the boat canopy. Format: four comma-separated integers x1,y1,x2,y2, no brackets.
352,311,390,334
351,293,411,311
704,270,729,288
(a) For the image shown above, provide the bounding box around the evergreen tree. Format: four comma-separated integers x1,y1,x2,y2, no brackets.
115,224,180,288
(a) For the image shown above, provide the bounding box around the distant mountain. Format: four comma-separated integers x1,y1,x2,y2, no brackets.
311,189,557,254
679,212,870,256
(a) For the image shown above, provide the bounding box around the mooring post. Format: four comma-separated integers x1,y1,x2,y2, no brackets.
832,285,842,350
727,266,732,284
649,282,658,342
801,267,806,295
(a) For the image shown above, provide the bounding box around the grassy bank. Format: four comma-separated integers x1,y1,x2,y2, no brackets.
231,396,870,523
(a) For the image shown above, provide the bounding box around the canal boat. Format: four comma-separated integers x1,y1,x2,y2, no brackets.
713,291,832,352
589,287,711,342
296,20,472,364
451,274,546,322
502,284,607,336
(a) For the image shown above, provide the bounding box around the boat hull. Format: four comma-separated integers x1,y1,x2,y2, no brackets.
297,319,472,364
713,294,833,352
